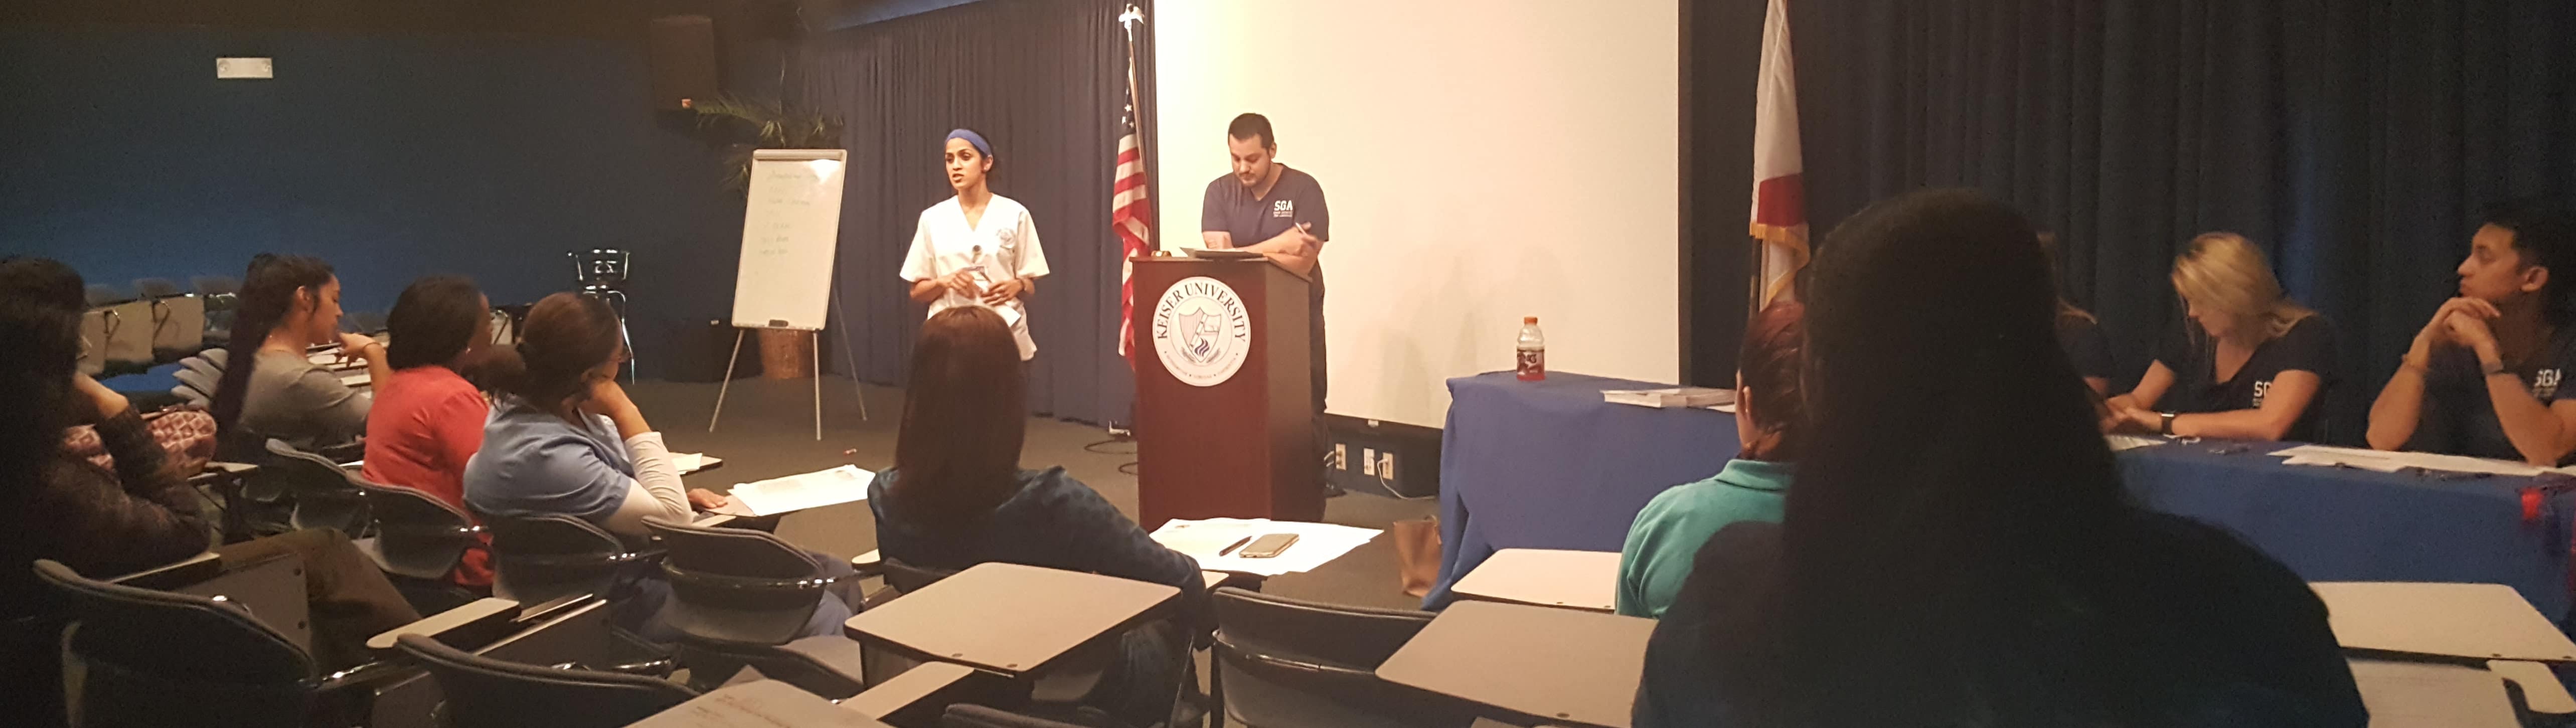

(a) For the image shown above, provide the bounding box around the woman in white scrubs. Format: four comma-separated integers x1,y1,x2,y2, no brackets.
901,128,1050,361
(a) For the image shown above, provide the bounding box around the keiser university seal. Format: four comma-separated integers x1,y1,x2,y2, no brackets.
1151,276,1251,387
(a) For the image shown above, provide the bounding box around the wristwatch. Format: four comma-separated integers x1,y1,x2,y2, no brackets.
2159,411,2178,436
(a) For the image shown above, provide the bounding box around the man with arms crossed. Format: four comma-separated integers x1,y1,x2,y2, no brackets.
2369,202,2576,465
1202,113,1336,494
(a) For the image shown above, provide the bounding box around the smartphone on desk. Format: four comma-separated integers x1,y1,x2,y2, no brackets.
1236,533,1299,559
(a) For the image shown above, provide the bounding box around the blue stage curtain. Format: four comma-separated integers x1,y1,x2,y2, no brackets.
1763,0,2576,444
801,0,1133,425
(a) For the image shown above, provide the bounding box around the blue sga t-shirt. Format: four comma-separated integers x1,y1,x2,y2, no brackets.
1203,165,1331,403
2405,328,2576,464
2151,315,2336,442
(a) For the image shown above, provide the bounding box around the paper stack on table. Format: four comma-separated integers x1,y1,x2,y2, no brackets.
1150,517,1382,577
1601,388,1734,409
2269,444,2556,477
2106,434,2169,452
708,465,874,517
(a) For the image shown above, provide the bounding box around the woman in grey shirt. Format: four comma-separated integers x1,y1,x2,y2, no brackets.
212,254,388,458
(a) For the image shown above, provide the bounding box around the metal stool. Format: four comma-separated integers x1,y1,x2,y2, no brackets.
571,249,635,381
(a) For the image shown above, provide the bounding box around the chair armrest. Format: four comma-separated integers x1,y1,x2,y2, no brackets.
108,553,223,590
851,549,884,578
840,661,1008,725
367,597,521,654
2490,659,2576,714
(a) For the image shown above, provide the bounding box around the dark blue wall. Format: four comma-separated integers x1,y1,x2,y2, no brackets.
0,25,738,377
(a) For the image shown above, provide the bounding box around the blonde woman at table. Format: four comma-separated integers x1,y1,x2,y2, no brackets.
1616,299,1804,619
1633,189,2362,727
2104,233,2334,442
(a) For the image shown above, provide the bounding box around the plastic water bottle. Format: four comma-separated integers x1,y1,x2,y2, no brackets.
1516,316,1546,381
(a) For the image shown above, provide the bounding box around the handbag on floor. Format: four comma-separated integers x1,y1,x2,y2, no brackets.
1391,515,1441,598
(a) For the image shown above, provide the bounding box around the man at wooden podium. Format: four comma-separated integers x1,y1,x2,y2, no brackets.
1200,112,1336,495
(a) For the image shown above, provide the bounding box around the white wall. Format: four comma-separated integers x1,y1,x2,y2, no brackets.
1155,0,1681,428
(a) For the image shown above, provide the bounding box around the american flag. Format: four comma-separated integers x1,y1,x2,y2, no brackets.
1114,9,1154,365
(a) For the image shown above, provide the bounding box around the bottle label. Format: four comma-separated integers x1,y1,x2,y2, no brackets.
1517,348,1545,381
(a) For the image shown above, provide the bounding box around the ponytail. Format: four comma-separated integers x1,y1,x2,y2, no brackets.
212,255,335,439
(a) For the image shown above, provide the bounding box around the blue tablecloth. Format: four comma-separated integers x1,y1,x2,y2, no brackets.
1427,372,1739,607
1428,371,2576,621
2121,443,2574,621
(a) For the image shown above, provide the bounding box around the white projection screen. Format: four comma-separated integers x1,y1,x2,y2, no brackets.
1155,0,1681,428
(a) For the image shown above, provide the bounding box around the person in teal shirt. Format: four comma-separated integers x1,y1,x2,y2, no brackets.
1618,300,1806,618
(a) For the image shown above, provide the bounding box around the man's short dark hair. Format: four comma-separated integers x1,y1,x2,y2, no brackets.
1227,113,1275,150
2486,198,2576,325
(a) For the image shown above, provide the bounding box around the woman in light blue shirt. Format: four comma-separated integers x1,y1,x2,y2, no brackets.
1617,299,1804,618
464,293,849,642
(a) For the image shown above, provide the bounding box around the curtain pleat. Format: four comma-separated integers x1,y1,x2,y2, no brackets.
802,0,1133,425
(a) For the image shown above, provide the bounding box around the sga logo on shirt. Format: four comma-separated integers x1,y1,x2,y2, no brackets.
2537,369,2563,400
1271,200,1295,219
2251,380,2272,409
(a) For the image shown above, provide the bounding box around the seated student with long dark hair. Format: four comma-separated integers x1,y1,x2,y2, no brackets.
463,293,848,641
364,276,497,589
2369,202,2576,465
1634,190,2363,727
2105,233,2334,441
212,254,388,458
2040,232,2118,397
868,306,1207,727
0,257,420,674
1617,299,1804,619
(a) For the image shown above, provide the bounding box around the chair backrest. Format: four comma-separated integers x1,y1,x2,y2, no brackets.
190,275,241,298
1208,586,1473,728
642,518,829,646
570,249,631,288
343,310,387,335
354,480,481,580
84,284,131,308
259,439,373,535
131,278,183,299
880,556,954,595
396,632,697,728
485,512,638,605
33,559,320,727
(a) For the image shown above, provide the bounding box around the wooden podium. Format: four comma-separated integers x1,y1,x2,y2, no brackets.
1131,255,1323,528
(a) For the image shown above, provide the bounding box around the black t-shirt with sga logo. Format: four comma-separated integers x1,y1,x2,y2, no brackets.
2152,315,2337,442
1203,165,1331,405
2405,327,2576,464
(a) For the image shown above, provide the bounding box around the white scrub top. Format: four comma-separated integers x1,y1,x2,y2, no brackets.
900,194,1050,360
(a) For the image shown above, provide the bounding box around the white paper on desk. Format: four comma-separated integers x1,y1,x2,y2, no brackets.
2348,660,2518,728
626,679,884,727
2271,444,2546,477
2105,434,2169,452
713,465,873,517
1150,517,1382,577
673,453,721,474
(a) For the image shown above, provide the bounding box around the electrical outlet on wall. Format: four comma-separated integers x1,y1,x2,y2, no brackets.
1331,444,1348,470
1377,452,1396,479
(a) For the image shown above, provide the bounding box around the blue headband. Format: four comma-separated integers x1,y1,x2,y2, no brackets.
946,129,992,158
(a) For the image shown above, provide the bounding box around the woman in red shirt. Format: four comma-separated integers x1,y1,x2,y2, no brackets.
362,276,497,588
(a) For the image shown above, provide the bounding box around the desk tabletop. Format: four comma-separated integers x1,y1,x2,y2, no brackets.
843,562,1179,675
1378,600,1655,728
1453,549,1619,612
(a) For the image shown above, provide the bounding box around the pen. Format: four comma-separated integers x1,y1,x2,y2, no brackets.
1217,536,1253,557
